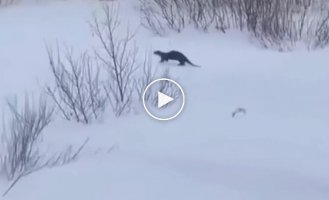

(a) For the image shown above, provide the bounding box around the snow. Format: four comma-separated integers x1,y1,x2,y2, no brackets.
1,0,329,200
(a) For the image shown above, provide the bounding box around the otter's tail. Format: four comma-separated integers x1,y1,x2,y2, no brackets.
186,59,201,67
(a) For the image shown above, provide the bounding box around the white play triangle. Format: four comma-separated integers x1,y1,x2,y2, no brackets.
157,92,174,108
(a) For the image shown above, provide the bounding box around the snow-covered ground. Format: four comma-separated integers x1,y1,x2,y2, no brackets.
1,0,329,200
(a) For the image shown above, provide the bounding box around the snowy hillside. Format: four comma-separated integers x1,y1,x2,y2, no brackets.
0,0,329,200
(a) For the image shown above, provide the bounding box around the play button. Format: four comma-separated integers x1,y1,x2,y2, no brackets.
157,92,174,108
143,78,185,121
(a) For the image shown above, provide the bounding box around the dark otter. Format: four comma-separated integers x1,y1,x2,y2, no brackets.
154,50,201,67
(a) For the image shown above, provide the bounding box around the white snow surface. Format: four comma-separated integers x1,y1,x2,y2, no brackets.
1,0,329,200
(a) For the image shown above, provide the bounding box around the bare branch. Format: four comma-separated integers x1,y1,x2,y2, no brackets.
91,5,139,116
46,45,107,124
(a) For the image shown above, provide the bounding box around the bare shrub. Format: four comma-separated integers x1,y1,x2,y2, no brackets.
46,46,107,124
140,0,236,34
184,0,216,32
232,0,329,50
140,0,186,34
156,0,186,33
238,0,310,49
0,95,54,182
307,10,329,49
91,5,138,116
0,0,17,6
0,95,89,196
140,0,167,35
211,0,239,32
140,0,329,50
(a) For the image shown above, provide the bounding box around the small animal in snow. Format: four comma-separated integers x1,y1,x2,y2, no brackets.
232,107,247,118
154,50,201,67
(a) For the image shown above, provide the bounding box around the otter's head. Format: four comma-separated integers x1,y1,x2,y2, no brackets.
153,50,162,56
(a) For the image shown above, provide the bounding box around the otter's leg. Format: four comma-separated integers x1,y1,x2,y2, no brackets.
178,61,185,66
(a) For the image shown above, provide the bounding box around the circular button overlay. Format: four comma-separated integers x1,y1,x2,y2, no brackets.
142,78,185,121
